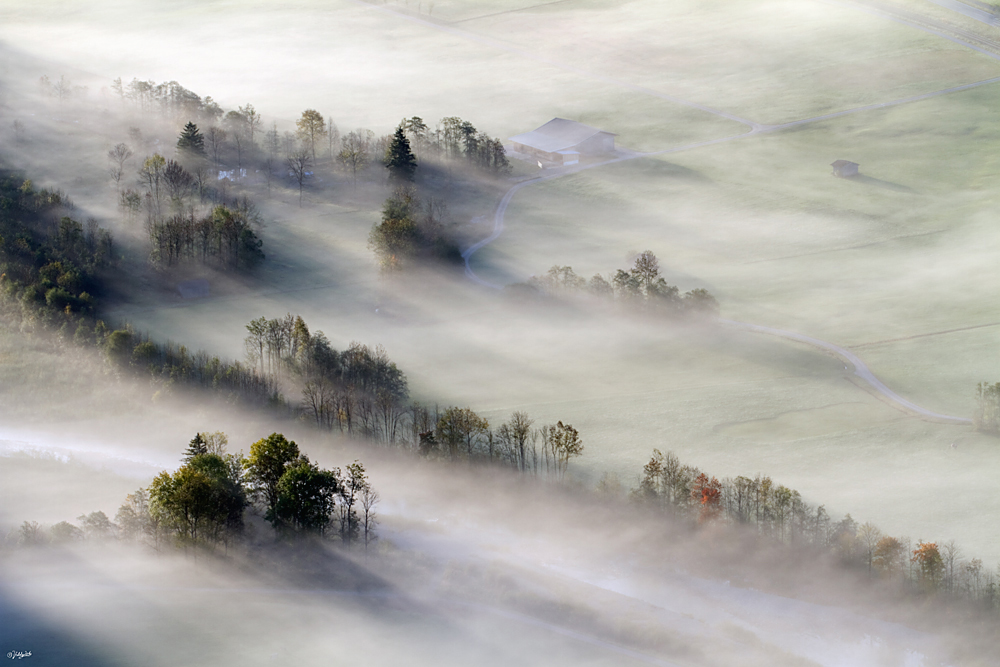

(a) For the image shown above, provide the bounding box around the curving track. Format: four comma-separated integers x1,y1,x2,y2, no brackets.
454,1,990,425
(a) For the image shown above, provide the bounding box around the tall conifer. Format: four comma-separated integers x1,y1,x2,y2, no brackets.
385,126,417,183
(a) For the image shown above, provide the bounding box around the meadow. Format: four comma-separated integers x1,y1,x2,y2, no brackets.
2,0,1000,563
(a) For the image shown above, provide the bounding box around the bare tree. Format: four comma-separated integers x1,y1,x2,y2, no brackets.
225,110,247,170
163,159,195,209
338,130,372,191
857,522,883,575
361,485,379,556
286,151,311,207
205,126,227,166
327,116,340,160
941,540,962,593
239,103,262,148
54,75,72,102
107,143,133,194
497,411,534,472
265,122,280,158
302,376,337,428
262,155,276,197
138,154,166,220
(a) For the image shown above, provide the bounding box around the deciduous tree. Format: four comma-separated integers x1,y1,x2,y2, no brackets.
296,109,327,163
275,455,338,534
244,432,300,527
287,150,311,207
912,541,944,590
338,130,372,190
107,143,134,194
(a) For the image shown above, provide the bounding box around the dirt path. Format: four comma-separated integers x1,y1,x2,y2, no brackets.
720,320,972,423
455,2,988,424
924,0,1000,27
832,0,1000,56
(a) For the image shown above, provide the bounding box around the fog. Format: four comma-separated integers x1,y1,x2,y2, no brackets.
3,0,1000,664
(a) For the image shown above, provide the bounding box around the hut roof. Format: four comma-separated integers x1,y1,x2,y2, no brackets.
510,118,616,153
831,160,859,168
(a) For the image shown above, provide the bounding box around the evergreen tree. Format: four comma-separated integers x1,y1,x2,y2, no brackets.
385,126,417,183
183,433,208,461
177,121,205,156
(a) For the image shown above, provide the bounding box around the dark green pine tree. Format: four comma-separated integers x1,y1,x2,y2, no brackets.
177,121,205,156
385,126,417,183
182,433,208,461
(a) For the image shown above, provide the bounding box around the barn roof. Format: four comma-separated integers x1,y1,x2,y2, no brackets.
509,118,616,153
831,160,858,168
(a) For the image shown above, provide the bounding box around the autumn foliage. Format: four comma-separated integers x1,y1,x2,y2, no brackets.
691,473,723,524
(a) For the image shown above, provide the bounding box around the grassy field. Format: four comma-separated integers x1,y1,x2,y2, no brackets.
2,0,1000,562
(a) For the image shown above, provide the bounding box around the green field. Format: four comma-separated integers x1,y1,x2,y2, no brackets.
2,0,1000,562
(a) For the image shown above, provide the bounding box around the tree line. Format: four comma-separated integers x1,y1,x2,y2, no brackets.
367,186,460,272
238,313,585,474
0,174,114,335
9,432,378,553
400,116,511,177
630,448,1000,612
105,76,511,204
108,134,266,271
147,198,264,270
510,250,719,316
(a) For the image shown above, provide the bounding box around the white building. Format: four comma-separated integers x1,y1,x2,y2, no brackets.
509,118,616,166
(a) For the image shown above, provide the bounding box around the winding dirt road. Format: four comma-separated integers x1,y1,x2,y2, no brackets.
453,1,987,425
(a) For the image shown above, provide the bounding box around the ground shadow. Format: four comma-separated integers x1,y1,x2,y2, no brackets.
846,174,916,193
0,583,124,667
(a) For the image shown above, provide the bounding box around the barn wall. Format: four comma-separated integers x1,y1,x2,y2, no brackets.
577,133,615,155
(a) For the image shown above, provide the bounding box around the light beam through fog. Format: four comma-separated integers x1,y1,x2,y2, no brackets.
2,0,1000,665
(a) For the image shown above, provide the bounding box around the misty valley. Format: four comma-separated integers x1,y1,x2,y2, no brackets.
3,0,1000,665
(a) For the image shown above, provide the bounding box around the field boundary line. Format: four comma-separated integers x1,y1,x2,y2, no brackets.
848,321,1000,348
720,320,972,423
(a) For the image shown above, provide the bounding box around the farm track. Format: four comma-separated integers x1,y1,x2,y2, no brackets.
113,2,988,424
444,0,988,424
843,0,1000,56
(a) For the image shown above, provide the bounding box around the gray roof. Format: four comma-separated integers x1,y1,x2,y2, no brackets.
831,160,858,168
509,118,615,153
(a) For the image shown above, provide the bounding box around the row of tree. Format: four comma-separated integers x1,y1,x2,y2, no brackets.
148,201,264,270
244,314,410,443
400,116,511,176
0,176,114,332
11,432,378,553
367,186,459,272
512,250,719,315
106,137,266,270
415,408,584,476
110,77,226,123
632,449,1000,607
105,79,510,180
238,314,585,474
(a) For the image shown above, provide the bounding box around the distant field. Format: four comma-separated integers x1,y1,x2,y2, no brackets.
2,0,1000,561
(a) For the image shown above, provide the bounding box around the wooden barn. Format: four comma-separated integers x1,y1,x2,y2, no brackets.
831,160,859,178
509,118,616,166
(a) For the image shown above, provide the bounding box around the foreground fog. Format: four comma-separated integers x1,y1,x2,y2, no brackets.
2,0,1000,664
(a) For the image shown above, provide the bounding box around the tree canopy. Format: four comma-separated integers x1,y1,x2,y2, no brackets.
176,121,205,156
244,433,300,525
385,126,417,183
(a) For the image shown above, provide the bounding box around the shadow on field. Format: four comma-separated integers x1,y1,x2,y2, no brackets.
849,174,915,193
0,583,122,667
